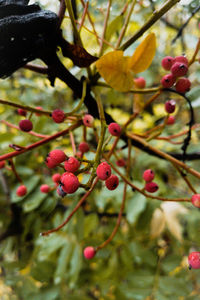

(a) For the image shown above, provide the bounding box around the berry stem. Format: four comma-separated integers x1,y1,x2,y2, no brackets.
8,159,22,183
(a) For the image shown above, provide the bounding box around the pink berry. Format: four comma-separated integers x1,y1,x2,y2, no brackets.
96,162,111,180
45,157,57,169
61,172,79,194
165,100,176,114
175,56,188,66
134,77,146,88
191,194,200,208
78,142,89,153
116,158,126,167
108,123,121,136
105,174,119,190
35,106,43,116
16,185,27,197
17,108,27,116
143,169,155,182
52,109,65,123
175,78,191,93
64,157,80,173
49,149,66,164
166,115,175,125
0,160,5,169
19,119,33,132
161,74,176,88
83,114,94,127
76,151,83,159
40,184,50,193
188,252,200,269
57,185,67,197
161,56,175,70
83,246,96,259
145,182,159,193
52,173,61,183
171,62,188,77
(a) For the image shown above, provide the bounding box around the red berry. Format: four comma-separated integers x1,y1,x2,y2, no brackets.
52,173,61,183
165,100,176,114
64,157,80,173
35,106,43,116
49,149,66,164
108,123,121,136
45,157,57,169
96,162,111,180
116,158,126,167
83,114,94,127
17,108,27,116
175,78,191,93
84,246,96,259
145,182,159,193
143,169,155,182
40,184,50,193
161,74,176,88
174,56,188,66
171,62,188,77
0,160,5,169
16,185,27,197
105,174,119,190
134,77,146,88
191,194,200,208
61,172,79,194
52,109,65,123
57,185,67,197
19,119,33,132
166,115,175,125
75,151,83,158
78,142,89,153
161,56,175,70
188,252,200,269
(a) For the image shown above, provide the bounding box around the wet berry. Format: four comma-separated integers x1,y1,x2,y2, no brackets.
161,74,176,88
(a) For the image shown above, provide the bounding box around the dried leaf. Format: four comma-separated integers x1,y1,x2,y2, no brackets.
150,208,166,239
129,33,156,73
96,50,134,92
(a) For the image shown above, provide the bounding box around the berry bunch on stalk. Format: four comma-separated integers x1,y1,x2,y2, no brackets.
1,5,200,299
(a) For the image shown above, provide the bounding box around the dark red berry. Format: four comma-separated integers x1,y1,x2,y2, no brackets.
17,108,27,116
145,182,159,193
166,115,175,125
116,158,126,167
188,252,200,269
83,114,94,127
52,173,61,183
105,174,119,190
84,246,96,259
16,185,27,197
174,56,188,66
165,100,176,114
161,56,175,70
175,78,191,93
191,194,200,208
0,160,5,169
96,162,111,180
52,109,65,123
108,123,121,136
78,142,89,153
134,77,146,88
161,74,176,88
61,172,79,194
171,62,188,77
143,169,155,182
57,185,67,197
64,157,80,173
40,184,50,193
19,119,33,132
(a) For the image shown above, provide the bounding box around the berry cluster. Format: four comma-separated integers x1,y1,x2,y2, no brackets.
161,55,191,93
143,169,159,193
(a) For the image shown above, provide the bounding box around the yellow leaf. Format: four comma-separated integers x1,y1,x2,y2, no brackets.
129,33,156,73
96,51,134,92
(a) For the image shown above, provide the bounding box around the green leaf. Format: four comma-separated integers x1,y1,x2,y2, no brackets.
54,243,73,284
23,190,47,212
126,192,147,224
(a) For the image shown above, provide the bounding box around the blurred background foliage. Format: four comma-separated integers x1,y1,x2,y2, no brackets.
0,0,200,299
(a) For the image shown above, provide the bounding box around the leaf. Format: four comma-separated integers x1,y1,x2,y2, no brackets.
126,192,147,224
96,51,134,92
106,15,124,43
129,33,156,73
23,191,47,212
150,208,166,239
